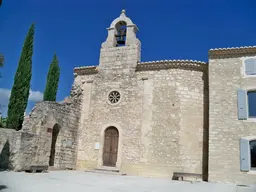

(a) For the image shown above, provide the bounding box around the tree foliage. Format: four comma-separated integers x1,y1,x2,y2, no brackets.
43,53,60,101
0,117,7,128
7,24,35,130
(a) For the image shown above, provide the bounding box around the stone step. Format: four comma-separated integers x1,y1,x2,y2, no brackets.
95,166,120,172
85,167,126,176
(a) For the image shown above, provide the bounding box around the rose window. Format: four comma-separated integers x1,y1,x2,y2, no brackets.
108,91,121,104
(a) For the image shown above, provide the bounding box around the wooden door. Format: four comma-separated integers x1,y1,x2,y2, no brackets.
103,127,119,167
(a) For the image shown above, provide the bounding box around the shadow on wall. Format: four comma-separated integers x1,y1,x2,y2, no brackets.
0,185,7,191
0,140,10,171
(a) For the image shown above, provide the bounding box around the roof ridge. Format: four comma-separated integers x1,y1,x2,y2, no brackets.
209,46,256,51
209,45,256,59
74,65,97,70
138,59,207,64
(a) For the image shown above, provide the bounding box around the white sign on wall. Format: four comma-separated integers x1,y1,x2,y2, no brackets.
95,142,100,150
66,139,73,148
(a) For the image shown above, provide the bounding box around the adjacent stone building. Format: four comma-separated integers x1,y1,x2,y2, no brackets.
208,47,256,184
1,9,256,185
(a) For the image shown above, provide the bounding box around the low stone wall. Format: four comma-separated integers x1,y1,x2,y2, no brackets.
0,128,21,170
0,128,47,171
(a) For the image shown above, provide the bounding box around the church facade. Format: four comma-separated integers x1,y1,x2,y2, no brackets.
1,10,256,185
74,10,208,179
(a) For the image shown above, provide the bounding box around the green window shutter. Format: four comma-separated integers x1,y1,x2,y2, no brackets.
237,89,247,120
240,138,250,171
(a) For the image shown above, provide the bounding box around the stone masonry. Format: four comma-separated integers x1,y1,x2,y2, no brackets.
0,129,21,170
1,9,256,185
0,83,82,171
208,47,256,185
74,10,209,179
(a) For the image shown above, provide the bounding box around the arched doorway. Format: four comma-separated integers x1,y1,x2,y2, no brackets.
103,127,119,167
49,124,60,166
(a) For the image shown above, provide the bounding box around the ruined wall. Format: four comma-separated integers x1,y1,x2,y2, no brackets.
75,60,208,179
208,50,256,184
20,99,81,170
8,84,82,171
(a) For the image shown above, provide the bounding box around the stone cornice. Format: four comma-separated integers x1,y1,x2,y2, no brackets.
73,60,208,76
74,60,208,75
136,60,207,72
209,46,256,59
73,66,98,76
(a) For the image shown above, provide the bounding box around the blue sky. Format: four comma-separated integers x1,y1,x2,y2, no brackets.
0,0,256,116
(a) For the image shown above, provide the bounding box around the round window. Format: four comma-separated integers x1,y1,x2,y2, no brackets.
108,91,121,104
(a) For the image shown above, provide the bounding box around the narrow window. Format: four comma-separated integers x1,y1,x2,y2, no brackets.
250,140,256,169
247,91,256,118
237,89,247,120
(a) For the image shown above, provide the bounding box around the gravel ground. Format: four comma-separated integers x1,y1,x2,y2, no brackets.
0,171,255,192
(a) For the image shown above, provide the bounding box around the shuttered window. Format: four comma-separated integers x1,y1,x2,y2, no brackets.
247,91,256,118
237,89,247,120
245,58,256,75
240,138,250,171
240,138,256,172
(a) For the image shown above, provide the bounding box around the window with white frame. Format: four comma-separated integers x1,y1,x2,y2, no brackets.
237,89,256,120
240,138,256,171
244,58,256,76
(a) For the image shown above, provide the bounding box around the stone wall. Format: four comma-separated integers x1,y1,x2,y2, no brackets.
0,129,21,170
75,61,208,179
99,43,141,75
209,52,256,184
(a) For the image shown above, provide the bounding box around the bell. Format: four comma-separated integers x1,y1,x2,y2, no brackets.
116,28,126,45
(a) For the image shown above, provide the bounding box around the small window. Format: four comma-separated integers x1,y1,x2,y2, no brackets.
247,91,256,118
108,91,121,104
245,58,256,75
250,140,256,169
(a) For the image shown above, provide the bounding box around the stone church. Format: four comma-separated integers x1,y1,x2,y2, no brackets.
1,10,256,185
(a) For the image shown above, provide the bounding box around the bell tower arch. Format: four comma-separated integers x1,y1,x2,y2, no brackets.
115,21,127,47
99,10,141,74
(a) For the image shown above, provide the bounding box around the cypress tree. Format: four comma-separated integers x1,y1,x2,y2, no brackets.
0,54,3,78
0,54,3,67
7,24,35,130
43,53,60,101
